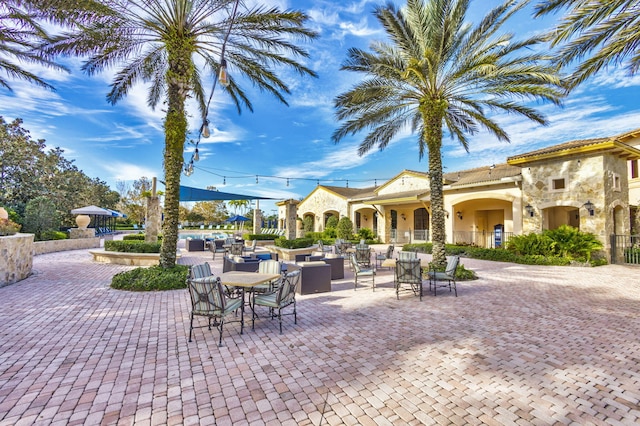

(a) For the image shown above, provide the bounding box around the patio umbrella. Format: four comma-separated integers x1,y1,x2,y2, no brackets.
226,215,250,232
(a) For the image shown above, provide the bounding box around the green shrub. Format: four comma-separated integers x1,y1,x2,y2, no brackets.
323,227,337,238
336,217,354,240
304,232,324,241
105,240,161,253
0,218,21,236
274,237,314,249
123,234,162,241
302,216,314,232
40,230,68,240
111,265,188,291
325,215,338,229
357,227,375,241
507,225,603,262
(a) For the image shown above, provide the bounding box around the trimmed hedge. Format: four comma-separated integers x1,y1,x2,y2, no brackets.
246,234,278,241
111,265,188,291
123,234,162,241
105,240,161,253
274,237,314,249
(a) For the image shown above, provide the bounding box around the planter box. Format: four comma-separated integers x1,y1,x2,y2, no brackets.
265,245,316,261
1,233,34,287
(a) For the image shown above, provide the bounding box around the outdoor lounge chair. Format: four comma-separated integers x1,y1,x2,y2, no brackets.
187,275,244,346
395,258,423,300
252,269,301,334
349,253,375,291
428,255,460,297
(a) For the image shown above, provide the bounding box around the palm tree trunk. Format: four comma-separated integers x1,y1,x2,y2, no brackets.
422,100,447,268
160,43,193,268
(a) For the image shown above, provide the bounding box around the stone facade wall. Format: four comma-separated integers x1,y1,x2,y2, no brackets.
33,237,101,255
520,154,629,249
0,233,34,287
377,172,429,195
297,189,348,232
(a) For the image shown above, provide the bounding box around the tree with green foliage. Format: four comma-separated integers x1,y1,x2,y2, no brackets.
38,0,317,268
0,116,119,225
302,216,314,233
535,0,640,90
228,199,249,215
332,0,564,267
336,216,354,241
23,196,59,240
0,1,65,90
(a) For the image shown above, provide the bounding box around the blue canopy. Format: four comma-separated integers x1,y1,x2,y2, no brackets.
226,215,250,222
178,185,273,202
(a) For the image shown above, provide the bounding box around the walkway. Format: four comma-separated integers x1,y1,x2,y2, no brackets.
1,246,639,425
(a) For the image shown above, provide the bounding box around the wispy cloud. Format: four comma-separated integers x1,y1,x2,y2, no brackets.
101,162,160,182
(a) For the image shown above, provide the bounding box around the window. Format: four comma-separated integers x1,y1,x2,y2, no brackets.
631,159,639,179
612,173,621,192
552,178,565,190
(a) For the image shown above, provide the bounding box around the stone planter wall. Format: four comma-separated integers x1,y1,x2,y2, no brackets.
33,237,101,255
0,233,34,288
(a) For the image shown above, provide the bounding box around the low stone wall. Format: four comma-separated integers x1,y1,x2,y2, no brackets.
34,237,101,255
89,250,181,267
1,233,34,288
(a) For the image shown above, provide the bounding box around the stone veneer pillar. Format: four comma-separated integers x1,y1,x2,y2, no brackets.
0,233,34,287
146,196,161,243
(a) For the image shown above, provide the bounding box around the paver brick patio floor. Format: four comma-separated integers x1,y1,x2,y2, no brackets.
1,245,639,425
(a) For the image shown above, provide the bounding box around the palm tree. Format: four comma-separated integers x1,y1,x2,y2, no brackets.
534,0,640,90
0,1,65,90
40,0,317,267
228,199,249,215
332,0,564,267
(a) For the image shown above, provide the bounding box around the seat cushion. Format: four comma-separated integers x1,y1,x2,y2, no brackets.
254,292,278,308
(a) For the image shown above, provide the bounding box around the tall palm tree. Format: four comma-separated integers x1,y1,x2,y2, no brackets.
332,0,565,266
0,1,64,90
228,199,249,215
534,0,640,90
40,0,317,267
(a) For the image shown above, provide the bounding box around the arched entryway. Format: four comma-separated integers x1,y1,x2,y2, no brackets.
543,206,580,230
413,207,429,241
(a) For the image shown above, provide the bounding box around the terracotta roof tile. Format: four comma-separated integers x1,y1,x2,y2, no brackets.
444,163,521,186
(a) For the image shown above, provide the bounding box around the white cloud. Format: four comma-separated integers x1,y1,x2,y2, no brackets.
274,142,374,179
101,162,160,182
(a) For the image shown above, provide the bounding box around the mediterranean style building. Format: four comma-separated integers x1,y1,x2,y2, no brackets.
277,128,640,258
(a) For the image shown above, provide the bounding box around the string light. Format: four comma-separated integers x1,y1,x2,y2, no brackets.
286,178,289,187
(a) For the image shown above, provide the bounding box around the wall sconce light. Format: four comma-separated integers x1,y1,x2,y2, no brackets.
583,200,595,216
400,213,406,221
456,211,463,220
445,211,450,218
363,215,368,221
525,204,534,217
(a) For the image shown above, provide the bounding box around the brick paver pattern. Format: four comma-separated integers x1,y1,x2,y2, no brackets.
1,243,639,425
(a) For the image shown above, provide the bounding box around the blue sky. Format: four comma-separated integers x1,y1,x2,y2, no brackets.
2,0,640,215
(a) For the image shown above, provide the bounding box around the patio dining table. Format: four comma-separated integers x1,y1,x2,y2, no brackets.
381,258,430,269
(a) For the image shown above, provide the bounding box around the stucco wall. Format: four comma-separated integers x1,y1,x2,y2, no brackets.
1,233,34,287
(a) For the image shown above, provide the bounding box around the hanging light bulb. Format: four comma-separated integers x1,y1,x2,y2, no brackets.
286,178,289,187
194,148,199,162
218,58,230,87
223,176,226,185
201,121,210,138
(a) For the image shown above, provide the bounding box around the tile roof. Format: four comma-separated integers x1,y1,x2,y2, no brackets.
506,137,609,161
320,185,377,199
444,163,521,186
